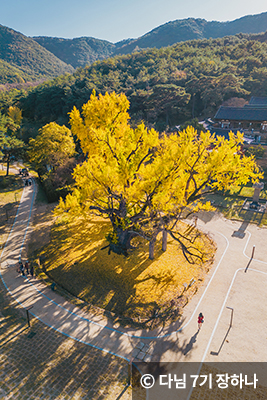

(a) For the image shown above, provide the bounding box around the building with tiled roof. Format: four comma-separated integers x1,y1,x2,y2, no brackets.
214,97,267,140
249,97,267,106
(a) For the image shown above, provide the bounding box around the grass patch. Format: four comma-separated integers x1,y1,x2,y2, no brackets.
206,192,267,226
0,172,24,248
32,215,215,328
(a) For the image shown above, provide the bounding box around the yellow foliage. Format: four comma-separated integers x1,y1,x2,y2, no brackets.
28,122,76,169
8,106,22,125
57,91,262,254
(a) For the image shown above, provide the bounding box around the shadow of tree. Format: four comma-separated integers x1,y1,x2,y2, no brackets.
0,285,130,400
33,216,213,329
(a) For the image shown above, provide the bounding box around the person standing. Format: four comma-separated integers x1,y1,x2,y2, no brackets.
198,313,204,330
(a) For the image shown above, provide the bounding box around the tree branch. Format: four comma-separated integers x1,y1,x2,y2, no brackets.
168,230,203,264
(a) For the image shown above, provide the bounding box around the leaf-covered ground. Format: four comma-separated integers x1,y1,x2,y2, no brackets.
33,214,215,327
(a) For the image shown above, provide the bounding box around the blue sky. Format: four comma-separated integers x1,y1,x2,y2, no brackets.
0,0,266,43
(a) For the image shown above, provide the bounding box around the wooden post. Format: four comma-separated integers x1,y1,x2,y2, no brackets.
26,306,33,328
226,307,234,328
26,310,30,327
251,245,255,259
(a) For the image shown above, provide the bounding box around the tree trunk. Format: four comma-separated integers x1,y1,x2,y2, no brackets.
166,112,169,127
6,159,10,176
149,238,156,260
108,228,138,257
107,224,161,260
162,229,167,252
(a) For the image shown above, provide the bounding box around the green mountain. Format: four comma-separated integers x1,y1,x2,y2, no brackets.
0,24,74,83
0,58,34,85
1,11,267,85
114,12,267,55
14,34,267,131
33,36,115,69
29,12,267,68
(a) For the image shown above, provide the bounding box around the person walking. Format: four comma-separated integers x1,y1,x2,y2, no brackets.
19,261,25,276
24,261,29,274
17,262,21,274
30,265,34,278
198,313,204,330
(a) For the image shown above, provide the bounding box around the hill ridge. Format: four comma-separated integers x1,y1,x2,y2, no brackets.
28,12,267,67
0,24,74,84
113,11,267,55
1,11,267,84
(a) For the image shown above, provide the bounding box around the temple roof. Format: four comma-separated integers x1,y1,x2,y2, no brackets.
249,97,267,106
214,106,267,121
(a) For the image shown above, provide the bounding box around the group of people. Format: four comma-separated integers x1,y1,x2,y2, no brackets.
24,178,32,186
18,168,29,177
18,168,32,186
17,260,34,278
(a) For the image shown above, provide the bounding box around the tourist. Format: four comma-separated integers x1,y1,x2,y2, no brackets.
198,313,204,330
19,261,25,276
25,261,29,274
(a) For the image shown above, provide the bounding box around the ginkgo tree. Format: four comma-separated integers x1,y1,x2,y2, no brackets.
57,91,261,260
28,122,76,175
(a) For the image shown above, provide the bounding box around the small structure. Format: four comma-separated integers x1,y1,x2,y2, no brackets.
242,182,266,213
252,182,264,203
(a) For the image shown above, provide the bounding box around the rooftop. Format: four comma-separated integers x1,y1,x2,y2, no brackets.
249,97,267,106
214,106,267,121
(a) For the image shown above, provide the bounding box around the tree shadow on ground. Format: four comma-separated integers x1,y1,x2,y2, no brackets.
35,217,204,329
28,203,56,255
238,208,264,225
151,323,201,361
0,175,22,193
0,285,130,400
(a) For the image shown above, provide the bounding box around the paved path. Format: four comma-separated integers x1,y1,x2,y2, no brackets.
0,286,130,400
1,179,267,369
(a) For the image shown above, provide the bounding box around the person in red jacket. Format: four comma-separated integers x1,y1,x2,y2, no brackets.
198,313,204,330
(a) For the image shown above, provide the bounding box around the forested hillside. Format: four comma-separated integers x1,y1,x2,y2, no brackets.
0,25,74,82
249,31,267,43
10,35,267,132
33,36,115,69
0,59,34,84
1,11,267,83
31,13,267,66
